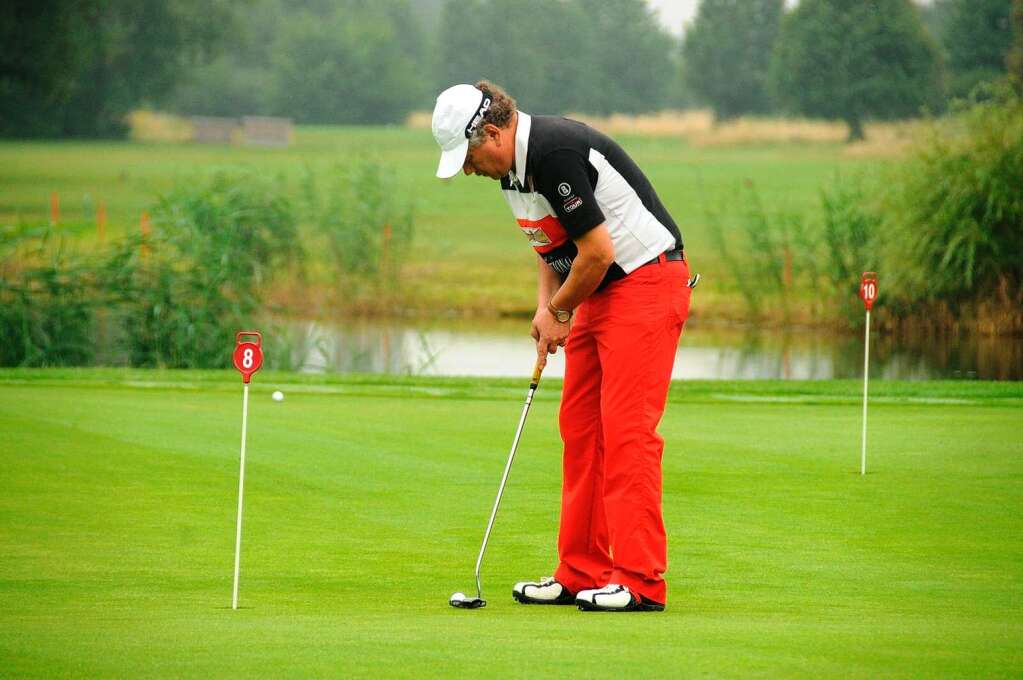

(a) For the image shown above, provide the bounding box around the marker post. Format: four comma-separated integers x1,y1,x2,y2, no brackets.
859,274,878,476
231,331,263,609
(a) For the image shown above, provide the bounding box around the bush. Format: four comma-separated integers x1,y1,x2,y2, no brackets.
881,85,1023,311
103,171,302,368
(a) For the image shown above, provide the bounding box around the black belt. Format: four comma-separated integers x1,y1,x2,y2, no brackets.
641,248,684,267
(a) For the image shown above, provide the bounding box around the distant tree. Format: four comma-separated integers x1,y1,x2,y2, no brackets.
408,0,446,38
0,0,235,137
166,0,430,122
168,57,273,118
769,0,943,141
167,0,280,117
683,0,784,120
270,5,421,124
571,0,677,114
918,0,949,42
1011,0,1023,84
434,0,496,98
0,0,82,136
434,0,675,116
669,54,697,111
936,0,1014,99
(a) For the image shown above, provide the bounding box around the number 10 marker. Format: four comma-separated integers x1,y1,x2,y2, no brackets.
859,274,878,476
231,331,264,609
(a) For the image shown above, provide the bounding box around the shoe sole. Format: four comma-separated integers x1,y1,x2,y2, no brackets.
576,599,665,612
512,590,576,605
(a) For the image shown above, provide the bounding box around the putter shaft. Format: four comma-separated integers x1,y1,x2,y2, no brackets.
472,359,543,600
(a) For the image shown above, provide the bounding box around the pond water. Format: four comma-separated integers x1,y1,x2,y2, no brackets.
280,318,1022,380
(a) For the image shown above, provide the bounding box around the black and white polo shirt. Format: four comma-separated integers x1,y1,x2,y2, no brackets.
500,112,683,288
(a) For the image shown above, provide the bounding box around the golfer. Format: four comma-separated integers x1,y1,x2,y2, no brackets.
432,81,691,612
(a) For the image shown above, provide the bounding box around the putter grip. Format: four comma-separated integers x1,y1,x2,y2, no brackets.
530,358,543,389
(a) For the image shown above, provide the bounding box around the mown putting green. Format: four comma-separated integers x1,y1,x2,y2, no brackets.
1,370,1020,677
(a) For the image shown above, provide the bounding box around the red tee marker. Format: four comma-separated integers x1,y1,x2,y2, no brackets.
233,331,264,383
231,330,263,610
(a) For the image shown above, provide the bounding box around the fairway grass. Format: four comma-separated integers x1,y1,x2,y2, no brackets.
1,371,1021,677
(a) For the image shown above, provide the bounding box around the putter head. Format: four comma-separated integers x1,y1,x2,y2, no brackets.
449,592,487,609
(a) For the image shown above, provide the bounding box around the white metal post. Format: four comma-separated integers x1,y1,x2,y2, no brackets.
232,382,249,609
861,309,870,476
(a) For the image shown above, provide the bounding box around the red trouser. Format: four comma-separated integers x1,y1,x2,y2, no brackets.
553,257,690,605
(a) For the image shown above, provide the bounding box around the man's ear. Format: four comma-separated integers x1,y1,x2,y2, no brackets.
484,123,502,144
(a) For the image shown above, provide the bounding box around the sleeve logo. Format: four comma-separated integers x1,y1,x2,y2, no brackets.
521,226,552,246
557,182,572,197
563,196,583,213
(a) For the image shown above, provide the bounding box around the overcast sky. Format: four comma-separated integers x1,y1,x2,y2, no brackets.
645,0,699,35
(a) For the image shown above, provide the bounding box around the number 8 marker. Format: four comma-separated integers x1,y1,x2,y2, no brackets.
234,336,262,382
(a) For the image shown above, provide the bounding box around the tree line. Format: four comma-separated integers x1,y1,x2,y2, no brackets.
1,0,1020,138
686,0,1019,139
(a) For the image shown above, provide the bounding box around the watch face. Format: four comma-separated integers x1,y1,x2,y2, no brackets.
556,310,571,323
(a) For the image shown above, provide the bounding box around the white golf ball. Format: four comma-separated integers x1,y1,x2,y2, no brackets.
450,592,465,602
272,390,284,402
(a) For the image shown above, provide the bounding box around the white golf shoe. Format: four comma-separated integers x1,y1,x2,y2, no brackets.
512,576,576,605
575,584,665,612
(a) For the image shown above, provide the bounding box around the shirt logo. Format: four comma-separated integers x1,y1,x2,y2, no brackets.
557,182,572,197
564,196,583,213
521,226,552,247
548,256,573,275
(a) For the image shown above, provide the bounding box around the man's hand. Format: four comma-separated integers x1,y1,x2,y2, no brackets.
531,305,570,370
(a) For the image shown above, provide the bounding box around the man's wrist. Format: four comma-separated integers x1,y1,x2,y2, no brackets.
547,298,572,323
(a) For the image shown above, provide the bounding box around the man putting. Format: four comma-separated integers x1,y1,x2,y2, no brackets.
432,81,692,612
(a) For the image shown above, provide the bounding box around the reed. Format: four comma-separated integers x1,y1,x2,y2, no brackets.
0,229,96,366
881,84,1023,324
100,170,301,368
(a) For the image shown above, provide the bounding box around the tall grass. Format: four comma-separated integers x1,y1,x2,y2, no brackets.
707,179,876,326
882,84,1023,324
705,87,1020,333
302,161,414,306
0,230,95,366
101,170,302,368
0,162,416,368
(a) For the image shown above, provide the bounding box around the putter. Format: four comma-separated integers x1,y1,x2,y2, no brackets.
450,357,544,610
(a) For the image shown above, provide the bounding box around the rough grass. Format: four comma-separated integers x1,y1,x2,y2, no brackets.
0,370,1021,677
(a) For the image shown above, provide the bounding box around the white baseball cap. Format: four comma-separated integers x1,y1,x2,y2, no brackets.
432,84,492,179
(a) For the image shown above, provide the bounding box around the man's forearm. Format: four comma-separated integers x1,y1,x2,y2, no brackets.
536,256,561,308
549,251,611,311
549,223,615,311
